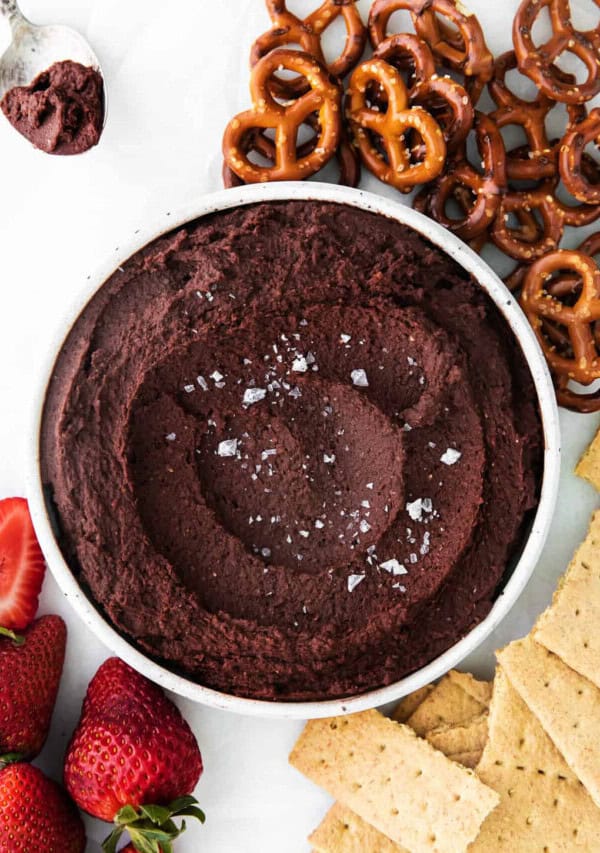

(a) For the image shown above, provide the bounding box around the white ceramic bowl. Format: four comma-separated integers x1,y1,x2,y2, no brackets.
26,182,561,719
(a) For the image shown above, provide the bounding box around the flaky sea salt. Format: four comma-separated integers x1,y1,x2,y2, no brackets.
292,356,308,373
165,433,176,442
323,453,336,464
218,439,238,457
441,448,462,466
380,559,407,576
340,333,351,343
406,499,424,521
347,574,365,592
243,388,267,406
351,369,369,387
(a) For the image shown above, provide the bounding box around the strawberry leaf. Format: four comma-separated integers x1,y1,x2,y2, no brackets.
176,805,206,823
116,805,140,825
126,832,159,853
102,797,205,853
140,804,172,826
0,627,24,645
0,752,25,768
101,824,124,853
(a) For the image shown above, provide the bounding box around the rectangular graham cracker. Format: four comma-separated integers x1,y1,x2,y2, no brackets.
499,634,600,809
534,510,600,691
391,684,435,724
425,713,488,762
310,802,405,853
289,709,499,853
575,430,600,490
407,672,491,737
471,666,600,850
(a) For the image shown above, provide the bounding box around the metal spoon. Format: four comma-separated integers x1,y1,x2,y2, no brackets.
0,0,105,107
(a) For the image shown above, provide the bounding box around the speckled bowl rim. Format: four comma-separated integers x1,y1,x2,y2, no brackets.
26,182,561,719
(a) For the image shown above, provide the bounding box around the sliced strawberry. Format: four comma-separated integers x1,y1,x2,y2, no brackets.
0,498,46,631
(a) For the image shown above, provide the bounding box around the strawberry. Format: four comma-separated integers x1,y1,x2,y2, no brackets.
0,614,66,761
0,762,86,853
64,657,204,853
0,497,46,631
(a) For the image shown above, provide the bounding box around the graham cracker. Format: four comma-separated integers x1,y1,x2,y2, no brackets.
471,666,600,850
426,713,488,761
392,684,435,724
498,634,600,809
534,510,600,691
289,709,499,853
310,803,405,853
575,429,600,490
447,671,493,707
447,751,481,770
407,672,491,737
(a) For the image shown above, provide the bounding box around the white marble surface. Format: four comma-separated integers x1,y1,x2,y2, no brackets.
1,0,599,850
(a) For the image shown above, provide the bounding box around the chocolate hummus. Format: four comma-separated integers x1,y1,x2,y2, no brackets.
41,201,543,701
1,60,103,155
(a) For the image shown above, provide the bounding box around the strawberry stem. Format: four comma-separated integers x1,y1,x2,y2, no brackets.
0,626,24,645
101,796,205,853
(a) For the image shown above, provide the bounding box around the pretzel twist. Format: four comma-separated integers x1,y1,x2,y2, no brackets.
560,107,600,204
521,250,600,388
347,57,447,192
513,0,600,104
222,119,360,188
251,0,367,98
414,112,507,241
373,34,474,152
369,0,493,102
223,49,342,183
490,52,590,182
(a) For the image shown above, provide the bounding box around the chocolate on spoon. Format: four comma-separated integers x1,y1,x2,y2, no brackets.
0,0,106,154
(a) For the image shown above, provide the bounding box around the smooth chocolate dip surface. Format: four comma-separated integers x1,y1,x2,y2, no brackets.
41,201,543,701
1,60,103,155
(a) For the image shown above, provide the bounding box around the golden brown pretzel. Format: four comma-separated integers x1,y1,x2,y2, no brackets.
559,107,600,204
251,0,367,98
369,0,493,102
347,57,446,192
491,186,566,262
513,0,600,104
223,49,342,183
489,51,583,182
521,250,600,389
372,34,474,153
222,118,360,188
503,221,600,295
556,376,600,413
413,112,506,241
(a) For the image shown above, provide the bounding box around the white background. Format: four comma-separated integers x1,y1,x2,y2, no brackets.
1,1,600,850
